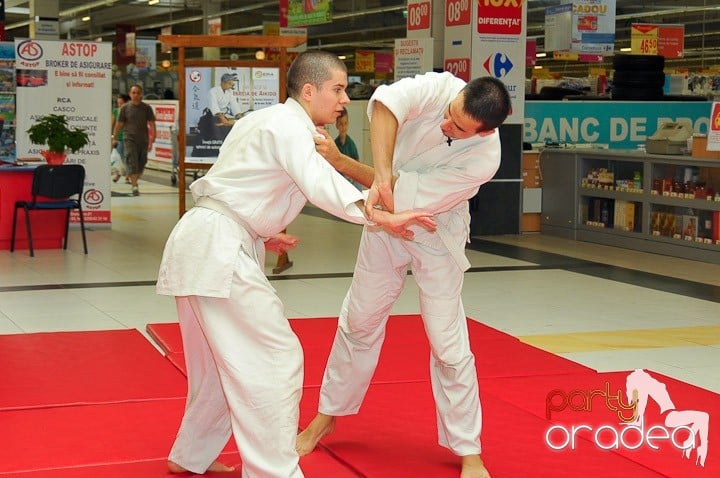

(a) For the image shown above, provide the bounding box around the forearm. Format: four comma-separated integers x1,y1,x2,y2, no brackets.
336,155,374,188
369,101,398,181
112,122,123,140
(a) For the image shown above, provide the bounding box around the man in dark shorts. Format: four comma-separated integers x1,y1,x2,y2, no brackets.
112,84,156,196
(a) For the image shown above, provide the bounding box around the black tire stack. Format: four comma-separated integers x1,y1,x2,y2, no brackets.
611,54,665,100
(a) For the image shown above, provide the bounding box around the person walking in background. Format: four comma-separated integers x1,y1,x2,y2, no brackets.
112,84,156,196
110,93,130,183
297,72,512,478
334,107,362,190
156,51,435,478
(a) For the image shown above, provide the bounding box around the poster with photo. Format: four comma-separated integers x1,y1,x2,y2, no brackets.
0,60,15,92
0,43,16,163
185,66,279,163
0,94,16,162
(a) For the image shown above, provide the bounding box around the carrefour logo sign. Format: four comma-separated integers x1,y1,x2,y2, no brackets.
483,53,513,78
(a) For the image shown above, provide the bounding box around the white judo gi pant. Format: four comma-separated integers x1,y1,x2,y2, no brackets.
318,227,482,456
168,228,305,478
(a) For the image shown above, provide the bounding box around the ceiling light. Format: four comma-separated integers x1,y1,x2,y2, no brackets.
536,52,547,58
148,0,160,5
82,16,90,22
620,47,632,52
255,50,265,60
338,55,347,60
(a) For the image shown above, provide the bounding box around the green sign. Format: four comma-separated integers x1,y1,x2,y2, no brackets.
288,0,333,27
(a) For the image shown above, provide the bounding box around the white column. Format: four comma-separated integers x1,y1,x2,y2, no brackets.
203,2,222,60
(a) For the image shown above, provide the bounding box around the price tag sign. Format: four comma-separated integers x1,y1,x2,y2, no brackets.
446,0,471,27
631,24,684,58
631,25,659,55
444,57,470,82
407,1,431,31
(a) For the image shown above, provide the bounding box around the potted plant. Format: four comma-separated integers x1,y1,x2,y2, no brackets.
27,114,90,165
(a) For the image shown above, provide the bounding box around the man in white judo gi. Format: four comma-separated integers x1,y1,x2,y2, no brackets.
156,51,435,478
208,72,242,126
296,72,512,478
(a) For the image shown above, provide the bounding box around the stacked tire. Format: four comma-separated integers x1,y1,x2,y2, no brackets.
611,54,665,101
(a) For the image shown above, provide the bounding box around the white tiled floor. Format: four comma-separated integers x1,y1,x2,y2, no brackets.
2,172,719,396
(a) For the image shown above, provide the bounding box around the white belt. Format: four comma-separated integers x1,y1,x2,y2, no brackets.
195,196,258,240
434,224,471,272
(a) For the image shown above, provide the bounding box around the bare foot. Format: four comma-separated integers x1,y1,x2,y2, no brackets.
461,455,490,478
168,459,236,474
296,413,336,456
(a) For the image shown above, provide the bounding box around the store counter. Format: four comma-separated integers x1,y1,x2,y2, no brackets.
0,162,67,251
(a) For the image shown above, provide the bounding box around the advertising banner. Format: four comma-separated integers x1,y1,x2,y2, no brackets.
472,0,527,122
394,37,434,81
185,66,279,164
287,0,332,27
147,99,179,167
355,51,375,73
525,101,711,150
708,102,720,151
544,4,572,53
115,24,135,66
570,0,616,55
15,38,112,225
134,39,157,72
0,42,15,163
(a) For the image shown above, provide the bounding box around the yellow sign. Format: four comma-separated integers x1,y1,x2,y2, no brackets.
631,25,658,55
553,51,579,61
355,50,375,73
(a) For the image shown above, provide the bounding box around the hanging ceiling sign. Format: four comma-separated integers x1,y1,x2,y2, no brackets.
570,0,616,55
287,0,332,27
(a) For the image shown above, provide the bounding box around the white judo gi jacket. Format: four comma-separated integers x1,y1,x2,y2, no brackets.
157,98,365,297
155,98,366,478
372,71,501,268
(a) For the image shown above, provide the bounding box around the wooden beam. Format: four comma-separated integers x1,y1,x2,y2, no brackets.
158,35,306,49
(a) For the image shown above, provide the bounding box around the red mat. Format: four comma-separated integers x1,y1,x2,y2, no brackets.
146,321,184,354
147,315,590,386
166,351,187,376
0,329,188,410
0,399,189,473
0,399,359,477
6,321,713,477
146,315,518,356
298,383,665,477
2,453,242,478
